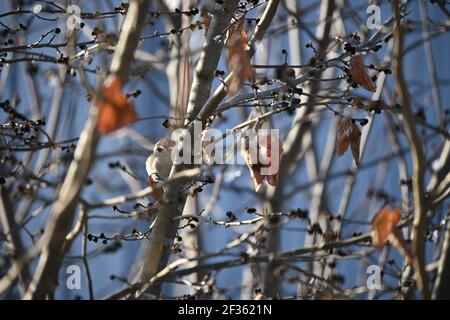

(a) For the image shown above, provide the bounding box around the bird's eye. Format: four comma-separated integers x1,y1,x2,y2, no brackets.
156,147,163,153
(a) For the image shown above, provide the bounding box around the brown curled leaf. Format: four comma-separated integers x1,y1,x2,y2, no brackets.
242,134,283,192
337,118,361,166
226,20,254,95
349,54,377,92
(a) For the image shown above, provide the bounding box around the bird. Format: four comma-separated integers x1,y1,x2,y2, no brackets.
145,138,175,202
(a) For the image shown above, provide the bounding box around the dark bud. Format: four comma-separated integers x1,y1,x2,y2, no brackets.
415,108,426,121
226,211,236,221
288,208,308,219
269,215,280,225
359,119,369,126
204,175,214,184
286,105,295,115
351,32,361,42
245,207,257,214
308,222,323,235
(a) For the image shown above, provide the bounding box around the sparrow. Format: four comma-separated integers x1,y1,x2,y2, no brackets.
145,138,175,202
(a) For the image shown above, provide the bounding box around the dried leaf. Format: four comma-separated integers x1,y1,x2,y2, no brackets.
242,134,283,192
337,119,351,156
97,77,138,134
226,20,254,95
337,118,361,166
349,54,377,92
371,207,414,263
349,123,361,166
372,207,400,248
147,175,164,203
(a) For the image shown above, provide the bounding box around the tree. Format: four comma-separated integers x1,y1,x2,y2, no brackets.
0,0,448,300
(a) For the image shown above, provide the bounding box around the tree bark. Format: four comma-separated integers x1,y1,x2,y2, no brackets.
24,0,151,299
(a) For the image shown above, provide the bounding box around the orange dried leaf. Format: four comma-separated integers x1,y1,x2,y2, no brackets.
371,208,401,248
337,118,361,166
372,208,414,263
226,20,254,95
349,54,377,92
97,77,138,134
